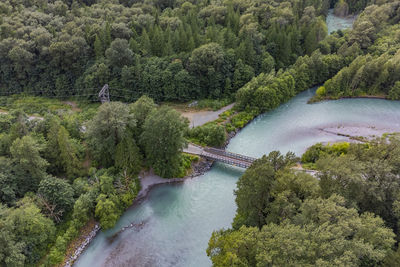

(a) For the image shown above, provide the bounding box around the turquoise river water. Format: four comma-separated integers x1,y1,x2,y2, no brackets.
74,11,390,267
75,88,400,267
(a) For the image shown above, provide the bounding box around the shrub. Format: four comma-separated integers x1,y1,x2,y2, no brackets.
301,142,350,164
301,143,325,163
197,99,231,111
316,86,326,96
389,82,400,100
188,123,227,147
231,111,255,129
175,153,200,178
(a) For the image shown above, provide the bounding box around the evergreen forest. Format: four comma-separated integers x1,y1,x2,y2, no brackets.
1,0,400,266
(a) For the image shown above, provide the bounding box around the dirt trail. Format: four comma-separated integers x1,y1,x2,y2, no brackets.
63,101,82,112
180,103,235,128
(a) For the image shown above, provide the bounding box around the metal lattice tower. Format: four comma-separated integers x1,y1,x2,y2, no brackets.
98,84,110,103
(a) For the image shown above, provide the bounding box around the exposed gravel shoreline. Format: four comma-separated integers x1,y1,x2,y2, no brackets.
65,105,233,266
66,158,214,267
68,99,400,266
64,224,100,267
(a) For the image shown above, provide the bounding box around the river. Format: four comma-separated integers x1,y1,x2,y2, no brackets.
75,11,392,267
75,87,400,267
326,9,356,34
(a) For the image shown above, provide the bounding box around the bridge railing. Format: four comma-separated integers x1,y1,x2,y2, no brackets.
201,152,252,169
204,147,256,163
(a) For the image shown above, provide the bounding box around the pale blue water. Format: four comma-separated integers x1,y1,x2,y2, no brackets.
75,88,400,267
326,9,356,34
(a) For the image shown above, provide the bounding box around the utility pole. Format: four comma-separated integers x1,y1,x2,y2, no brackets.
98,84,110,103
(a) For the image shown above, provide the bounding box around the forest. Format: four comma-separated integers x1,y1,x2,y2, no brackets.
0,0,336,102
188,0,400,148
208,136,400,266
0,96,192,266
236,0,400,111
1,0,400,266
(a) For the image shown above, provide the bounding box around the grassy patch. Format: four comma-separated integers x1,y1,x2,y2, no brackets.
0,95,71,115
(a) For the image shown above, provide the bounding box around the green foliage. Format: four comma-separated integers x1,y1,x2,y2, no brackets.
129,95,157,131
209,139,400,267
0,96,70,116
210,194,395,267
334,0,350,17
140,106,188,177
46,118,83,179
233,151,298,229
87,102,136,167
197,99,231,111
187,123,227,147
95,194,120,230
316,86,326,96
301,142,350,164
115,133,142,176
230,111,256,129
389,81,400,100
38,176,75,221
10,135,48,194
0,0,333,102
1,0,400,265
174,153,200,178
2,197,56,265
313,3,400,101
316,137,400,232
72,192,95,227
236,68,297,112
0,205,26,267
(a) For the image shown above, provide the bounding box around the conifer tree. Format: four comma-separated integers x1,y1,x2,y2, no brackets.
94,34,103,59
140,29,151,56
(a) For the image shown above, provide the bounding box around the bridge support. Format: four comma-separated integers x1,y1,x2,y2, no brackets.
98,84,110,103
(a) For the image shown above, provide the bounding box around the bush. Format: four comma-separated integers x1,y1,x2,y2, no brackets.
175,153,200,178
301,143,325,163
301,142,349,164
225,123,236,133
197,99,231,111
188,123,227,147
329,142,350,156
0,95,70,115
389,82,400,100
231,111,256,129
316,86,326,96
219,110,234,120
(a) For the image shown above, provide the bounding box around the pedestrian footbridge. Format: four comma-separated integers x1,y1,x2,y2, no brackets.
183,143,256,169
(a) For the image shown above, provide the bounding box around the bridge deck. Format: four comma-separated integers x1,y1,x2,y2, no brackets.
183,143,256,169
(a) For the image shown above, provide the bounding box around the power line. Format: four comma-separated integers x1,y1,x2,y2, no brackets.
0,89,99,96
0,86,141,106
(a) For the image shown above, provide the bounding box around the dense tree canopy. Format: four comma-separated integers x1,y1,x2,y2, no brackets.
86,101,136,167
140,106,188,177
236,0,400,111
0,93,194,265
208,140,400,266
0,0,333,102
1,0,400,266
313,2,400,100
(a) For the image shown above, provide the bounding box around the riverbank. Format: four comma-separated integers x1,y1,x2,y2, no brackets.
180,103,235,128
65,156,214,266
64,103,229,266
319,124,399,142
309,94,389,103
64,221,100,267
73,86,400,267
136,158,214,203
